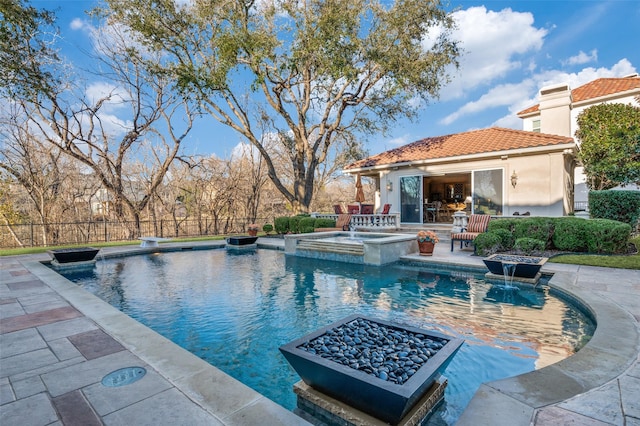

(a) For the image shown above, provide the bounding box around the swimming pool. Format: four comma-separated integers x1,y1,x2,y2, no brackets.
61,248,594,425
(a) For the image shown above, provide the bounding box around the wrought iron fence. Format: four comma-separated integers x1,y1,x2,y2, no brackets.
0,217,273,249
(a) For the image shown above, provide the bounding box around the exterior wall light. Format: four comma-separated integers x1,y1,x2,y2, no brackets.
386,181,393,192
511,171,518,188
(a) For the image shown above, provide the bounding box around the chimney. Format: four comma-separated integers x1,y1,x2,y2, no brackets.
538,83,572,136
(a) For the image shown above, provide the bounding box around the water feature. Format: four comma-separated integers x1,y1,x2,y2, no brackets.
59,249,594,425
501,262,518,290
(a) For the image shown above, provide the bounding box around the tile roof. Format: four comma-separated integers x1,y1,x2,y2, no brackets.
346,127,573,170
517,75,640,116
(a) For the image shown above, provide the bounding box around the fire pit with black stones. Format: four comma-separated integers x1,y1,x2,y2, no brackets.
483,254,547,279
279,314,463,424
47,247,100,264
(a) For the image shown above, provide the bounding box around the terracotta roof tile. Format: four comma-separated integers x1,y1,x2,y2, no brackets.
346,127,573,170
517,76,640,116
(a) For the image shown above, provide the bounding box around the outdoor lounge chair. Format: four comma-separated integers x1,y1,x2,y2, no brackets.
333,204,345,214
336,214,352,230
450,214,491,251
361,204,374,214
347,204,360,214
381,203,391,214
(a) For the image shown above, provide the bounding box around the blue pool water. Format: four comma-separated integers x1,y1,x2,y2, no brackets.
62,248,594,425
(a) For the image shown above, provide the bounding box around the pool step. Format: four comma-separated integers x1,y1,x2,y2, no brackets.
296,240,365,256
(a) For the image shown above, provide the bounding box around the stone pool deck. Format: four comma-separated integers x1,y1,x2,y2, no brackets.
1,238,639,425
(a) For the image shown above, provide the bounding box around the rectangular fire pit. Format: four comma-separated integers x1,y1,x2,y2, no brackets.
279,315,463,424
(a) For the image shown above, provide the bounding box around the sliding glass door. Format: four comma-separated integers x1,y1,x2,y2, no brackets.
400,176,422,223
472,169,503,215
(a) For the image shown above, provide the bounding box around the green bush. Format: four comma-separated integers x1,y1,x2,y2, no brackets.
552,217,590,251
262,224,273,234
473,232,502,257
514,237,545,254
288,216,303,233
487,218,518,233
274,216,290,234
492,228,515,250
299,217,316,233
314,218,336,228
584,219,631,254
589,190,640,231
513,217,554,248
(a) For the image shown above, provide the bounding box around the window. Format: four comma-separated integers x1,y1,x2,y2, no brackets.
532,119,541,133
472,169,503,216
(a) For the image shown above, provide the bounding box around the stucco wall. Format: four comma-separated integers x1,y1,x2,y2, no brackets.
378,150,571,221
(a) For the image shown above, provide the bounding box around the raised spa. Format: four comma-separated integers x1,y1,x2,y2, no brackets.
285,231,417,265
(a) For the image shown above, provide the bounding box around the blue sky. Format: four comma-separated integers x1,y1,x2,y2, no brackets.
39,0,640,159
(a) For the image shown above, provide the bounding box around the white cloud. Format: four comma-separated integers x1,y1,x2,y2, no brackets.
388,134,412,146
563,49,598,66
442,58,637,127
69,18,86,31
440,6,548,100
85,82,130,113
440,81,535,125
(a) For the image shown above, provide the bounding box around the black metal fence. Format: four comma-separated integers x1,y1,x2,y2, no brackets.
0,217,272,249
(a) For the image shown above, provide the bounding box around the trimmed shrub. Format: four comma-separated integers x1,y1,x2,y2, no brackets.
492,228,515,251
274,216,290,234
487,218,518,233
262,224,273,234
513,217,554,248
514,238,545,255
314,218,336,228
590,190,640,231
552,217,590,252
473,232,502,257
288,216,303,233
584,219,631,254
300,217,316,233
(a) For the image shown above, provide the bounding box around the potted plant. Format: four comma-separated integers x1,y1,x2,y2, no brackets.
417,230,439,256
247,223,259,237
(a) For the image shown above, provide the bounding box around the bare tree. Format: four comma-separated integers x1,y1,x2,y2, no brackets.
104,0,459,213
5,20,195,237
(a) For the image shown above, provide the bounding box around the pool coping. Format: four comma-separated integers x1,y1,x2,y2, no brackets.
13,242,640,425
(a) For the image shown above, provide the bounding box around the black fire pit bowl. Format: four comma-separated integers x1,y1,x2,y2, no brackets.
279,314,463,424
483,254,547,279
226,236,258,246
48,247,100,263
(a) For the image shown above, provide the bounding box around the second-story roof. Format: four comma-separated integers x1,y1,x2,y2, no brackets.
517,75,640,116
345,127,574,171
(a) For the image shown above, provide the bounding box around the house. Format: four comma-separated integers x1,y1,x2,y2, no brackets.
517,74,640,206
344,127,576,224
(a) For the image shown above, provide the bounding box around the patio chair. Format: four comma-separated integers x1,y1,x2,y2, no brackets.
361,204,374,215
336,214,352,231
333,204,345,214
381,203,391,214
347,204,360,214
450,214,491,251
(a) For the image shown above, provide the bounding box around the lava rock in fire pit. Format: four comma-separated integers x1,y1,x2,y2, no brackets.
280,315,463,424
297,317,447,385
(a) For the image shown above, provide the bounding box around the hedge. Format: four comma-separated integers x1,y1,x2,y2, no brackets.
314,218,336,228
274,216,289,234
483,216,630,254
589,190,640,231
299,217,316,233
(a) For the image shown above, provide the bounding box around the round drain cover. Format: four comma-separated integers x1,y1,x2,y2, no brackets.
101,367,147,387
